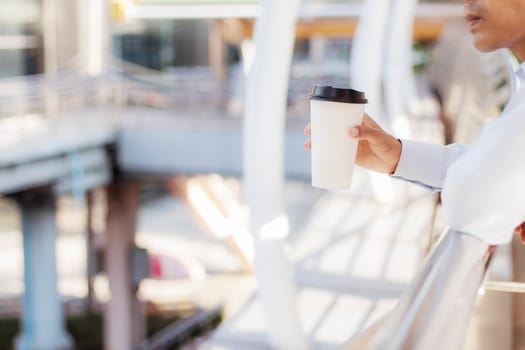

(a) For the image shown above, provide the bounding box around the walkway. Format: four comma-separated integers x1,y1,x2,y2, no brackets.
203,173,436,349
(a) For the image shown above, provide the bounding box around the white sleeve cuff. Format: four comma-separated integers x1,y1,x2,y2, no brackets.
392,139,448,189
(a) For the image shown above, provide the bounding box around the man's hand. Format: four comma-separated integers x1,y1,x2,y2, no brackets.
304,113,402,174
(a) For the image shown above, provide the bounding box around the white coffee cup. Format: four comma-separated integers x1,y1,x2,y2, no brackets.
310,86,367,190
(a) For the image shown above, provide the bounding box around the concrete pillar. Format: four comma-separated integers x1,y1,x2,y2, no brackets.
42,0,58,75
14,188,73,350
243,0,308,349
43,0,82,73
103,181,145,350
209,20,227,80
42,0,59,118
77,0,110,76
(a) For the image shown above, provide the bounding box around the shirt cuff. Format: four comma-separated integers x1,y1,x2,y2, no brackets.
392,139,447,190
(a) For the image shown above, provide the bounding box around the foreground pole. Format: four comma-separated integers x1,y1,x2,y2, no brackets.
243,0,308,349
350,0,395,202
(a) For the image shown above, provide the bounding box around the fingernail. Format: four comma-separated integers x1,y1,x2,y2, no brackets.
349,127,359,137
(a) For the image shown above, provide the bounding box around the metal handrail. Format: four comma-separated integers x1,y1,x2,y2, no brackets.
344,228,493,350
0,72,125,118
0,66,349,119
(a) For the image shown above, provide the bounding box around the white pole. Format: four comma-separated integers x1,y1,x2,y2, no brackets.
78,0,109,76
42,0,58,75
350,0,391,126
384,0,419,139
42,0,59,120
350,0,395,203
243,0,308,349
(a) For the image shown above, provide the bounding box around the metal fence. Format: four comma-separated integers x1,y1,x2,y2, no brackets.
0,66,350,122
344,228,493,350
0,72,126,119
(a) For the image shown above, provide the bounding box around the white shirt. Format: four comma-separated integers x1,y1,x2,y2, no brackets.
393,62,525,245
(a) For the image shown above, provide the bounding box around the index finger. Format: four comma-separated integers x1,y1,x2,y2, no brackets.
362,114,381,129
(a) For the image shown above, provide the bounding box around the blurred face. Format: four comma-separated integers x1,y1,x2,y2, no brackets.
464,0,525,60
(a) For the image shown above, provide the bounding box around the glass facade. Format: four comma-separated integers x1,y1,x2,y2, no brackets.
0,0,42,77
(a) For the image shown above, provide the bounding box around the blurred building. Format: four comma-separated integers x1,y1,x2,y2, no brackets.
114,20,213,70
0,1,239,77
0,1,42,77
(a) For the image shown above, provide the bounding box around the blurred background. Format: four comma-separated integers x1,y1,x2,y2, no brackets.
0,0,521,349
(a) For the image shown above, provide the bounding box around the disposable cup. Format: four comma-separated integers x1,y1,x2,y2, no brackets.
309,86,367,190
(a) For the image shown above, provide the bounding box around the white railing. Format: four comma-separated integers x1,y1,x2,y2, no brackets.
0,72,125,119
0,64,349,121
344,228,493,350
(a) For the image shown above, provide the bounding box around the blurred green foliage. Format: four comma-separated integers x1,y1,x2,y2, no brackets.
413,41,433,74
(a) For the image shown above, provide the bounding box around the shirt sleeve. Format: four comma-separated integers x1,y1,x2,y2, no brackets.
441,115,525,245
391,139,467,191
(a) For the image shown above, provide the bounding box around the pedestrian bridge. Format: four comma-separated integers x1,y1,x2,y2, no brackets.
0,73,312,197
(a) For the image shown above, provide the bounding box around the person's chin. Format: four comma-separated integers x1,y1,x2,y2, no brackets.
472,36,499,52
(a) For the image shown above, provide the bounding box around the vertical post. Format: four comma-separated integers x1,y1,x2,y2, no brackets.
384,0,419,139
15,188,73,350
350,0,395,202
350,0,391,123
85,190,96,312
209,20,227,80
243,0,308,349
42,0,58,75
78,0,109,76
309,36,327,74
103,181,145,350
42,0,59,119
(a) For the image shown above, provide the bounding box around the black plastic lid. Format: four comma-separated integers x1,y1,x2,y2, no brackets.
309,85,367,104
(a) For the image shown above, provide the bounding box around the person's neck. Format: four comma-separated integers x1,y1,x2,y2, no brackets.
511,48,525,62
